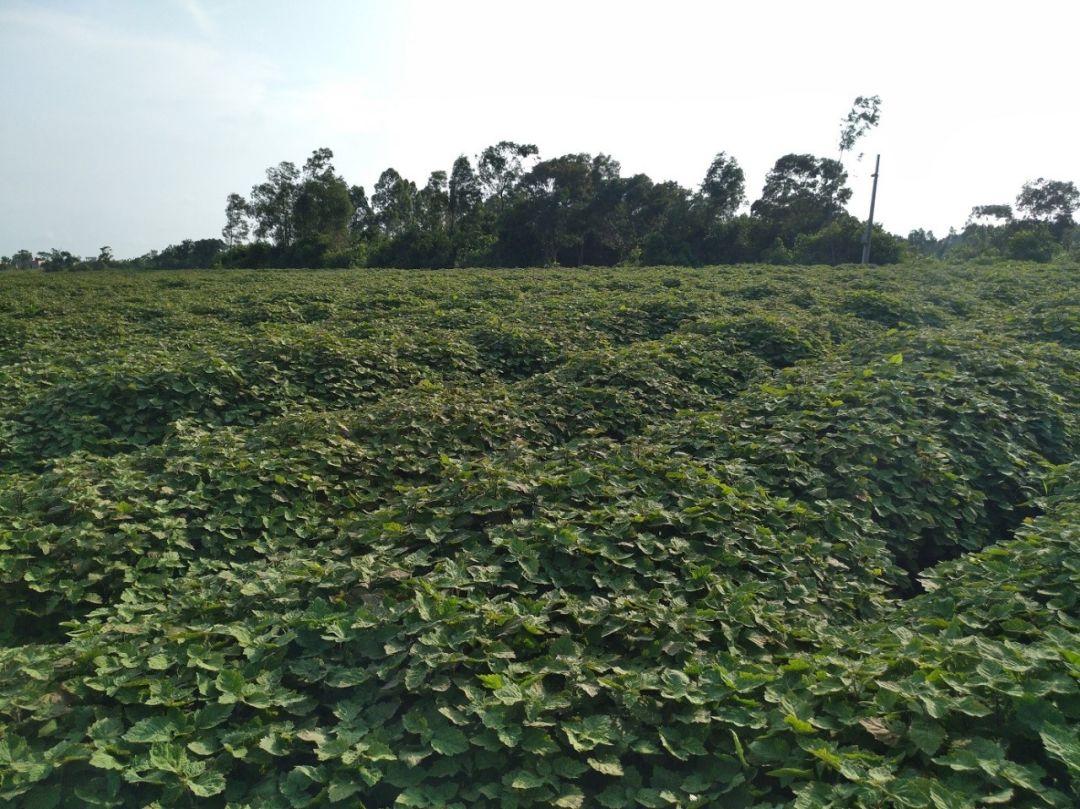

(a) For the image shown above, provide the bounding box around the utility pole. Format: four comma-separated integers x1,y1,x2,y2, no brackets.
861,154,880,265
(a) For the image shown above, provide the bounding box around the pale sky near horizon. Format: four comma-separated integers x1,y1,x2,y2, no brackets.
1,0,1077,258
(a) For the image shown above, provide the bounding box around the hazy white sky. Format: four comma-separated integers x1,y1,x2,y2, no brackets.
1,0,1077,257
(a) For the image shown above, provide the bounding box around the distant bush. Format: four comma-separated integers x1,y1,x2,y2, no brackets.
794,215,906,265
1006,225,1058,262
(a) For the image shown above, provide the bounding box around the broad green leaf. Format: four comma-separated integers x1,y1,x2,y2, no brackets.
186,770,226,797
587,755,624,776
429,725,469,756
908,717,946,756
1040,724,1080,775
123,717,177,744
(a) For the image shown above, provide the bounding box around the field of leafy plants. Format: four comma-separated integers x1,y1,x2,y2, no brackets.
0,261,1077,808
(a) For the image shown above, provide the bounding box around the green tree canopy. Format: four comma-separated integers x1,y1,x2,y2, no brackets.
751,154,852,246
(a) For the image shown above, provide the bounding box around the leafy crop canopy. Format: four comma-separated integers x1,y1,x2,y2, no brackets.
0,261,1078,807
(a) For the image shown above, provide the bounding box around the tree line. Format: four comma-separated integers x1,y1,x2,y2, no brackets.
908,178,1079,263
211,143,913,269
5,151,1074,272
3,95,1076,270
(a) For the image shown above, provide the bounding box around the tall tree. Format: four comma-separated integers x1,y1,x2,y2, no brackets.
302,147,335,179
838,95,882,163
348,185,375,238
700,152,745,219
222,193,251,246
372,168,417,236
249,161,300,248
966,204,1013,227
417,171,450,232
478,141,539,209
515,153,617,266
1016,178,1078,226
293,148,352,246
448,156,481,231
751,154,852,245
12,249,34,270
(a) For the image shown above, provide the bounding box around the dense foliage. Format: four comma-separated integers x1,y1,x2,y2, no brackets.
0,261,1078,807
1,143,912,271
207,145,909,271
909,178,1078,264
4,149,1075,272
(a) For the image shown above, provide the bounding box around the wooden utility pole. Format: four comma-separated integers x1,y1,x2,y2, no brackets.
861,154,881,265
